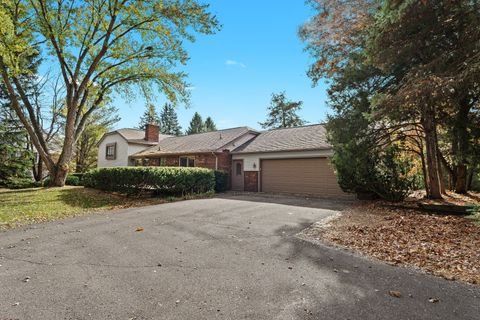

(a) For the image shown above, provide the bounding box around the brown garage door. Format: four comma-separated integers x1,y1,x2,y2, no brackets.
261,158,345,197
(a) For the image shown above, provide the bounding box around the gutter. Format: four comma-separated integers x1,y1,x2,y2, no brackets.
211,152,218,170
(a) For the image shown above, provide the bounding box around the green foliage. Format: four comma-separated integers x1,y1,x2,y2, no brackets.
76,105,120,173
138,104,161,130
214,170,229,192
0,117,34,185
466,205,480,225
65,175,81,186
5,178,41,189
331,137,416,201
204,117,217,132
160,103,182,136
186,112,205,135
1,0,219,186
83,167,216,196
43,175,82,187
259,92,306,129
325,53,416,202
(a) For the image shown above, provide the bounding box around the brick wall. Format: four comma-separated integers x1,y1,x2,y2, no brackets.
146,152,232,173
145,124,160,142
244,171,258,192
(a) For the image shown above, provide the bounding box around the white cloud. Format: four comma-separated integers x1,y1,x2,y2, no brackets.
225,59,246,68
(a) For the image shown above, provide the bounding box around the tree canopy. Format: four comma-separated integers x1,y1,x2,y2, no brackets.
138,104,161,130
160,103,182,136
186,112,205,135
259,92,306,129
0,0,219,185
204,116,217,132
301,0,480,199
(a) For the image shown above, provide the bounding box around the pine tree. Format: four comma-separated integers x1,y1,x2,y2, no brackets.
259,92,306,129
138,104,161,130
160,103,182,136
186,112,205,135
0,105,33,185
204,117,217,132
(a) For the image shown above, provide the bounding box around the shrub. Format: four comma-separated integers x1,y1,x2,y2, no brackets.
83,167,216,195
65,175,81,186
214,170,229,192
69,173,84,181
6,178,42,189
43,175,82,186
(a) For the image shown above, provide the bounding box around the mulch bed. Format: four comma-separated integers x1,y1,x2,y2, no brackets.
304,194,480,285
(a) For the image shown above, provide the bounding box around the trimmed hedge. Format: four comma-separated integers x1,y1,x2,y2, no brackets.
214,170,229,192
83,167,216,195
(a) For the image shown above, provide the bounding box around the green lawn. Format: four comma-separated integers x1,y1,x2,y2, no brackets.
0,186,180,228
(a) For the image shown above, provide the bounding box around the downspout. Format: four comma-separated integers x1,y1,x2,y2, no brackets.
211,152,218,170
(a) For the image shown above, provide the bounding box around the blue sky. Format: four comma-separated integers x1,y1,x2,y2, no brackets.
115,1,329,131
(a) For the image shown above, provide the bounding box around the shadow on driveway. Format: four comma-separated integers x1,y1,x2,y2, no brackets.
215,191,353,211
271,219,480,320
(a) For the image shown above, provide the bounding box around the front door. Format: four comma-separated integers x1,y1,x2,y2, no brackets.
231,160,244,191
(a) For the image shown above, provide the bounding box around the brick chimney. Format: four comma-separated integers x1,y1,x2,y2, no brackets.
145,123,160,142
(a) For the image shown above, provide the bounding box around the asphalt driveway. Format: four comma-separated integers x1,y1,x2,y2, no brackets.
0,194,478,320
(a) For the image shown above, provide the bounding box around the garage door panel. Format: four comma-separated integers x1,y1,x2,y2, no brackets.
261,158,345,197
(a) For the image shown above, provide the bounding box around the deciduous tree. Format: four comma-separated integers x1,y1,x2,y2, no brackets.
0,0,219,186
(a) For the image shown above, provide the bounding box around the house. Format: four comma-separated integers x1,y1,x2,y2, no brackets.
98,124,347,197
97,124,171,167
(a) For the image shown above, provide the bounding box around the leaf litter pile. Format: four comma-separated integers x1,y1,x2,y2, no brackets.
304,199,480,285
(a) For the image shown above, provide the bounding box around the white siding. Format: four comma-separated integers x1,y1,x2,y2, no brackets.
97,134,151,168
232,149,334,171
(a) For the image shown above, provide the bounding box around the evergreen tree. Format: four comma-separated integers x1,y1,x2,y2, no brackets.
204,116,217,132
138,104,161,130
259,92,306,129
0,106,33,185
186,112,205,135
160,103,182,136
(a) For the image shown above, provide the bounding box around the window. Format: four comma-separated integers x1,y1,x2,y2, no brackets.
105,143,116,160
236,162,242,176
179,156,195,167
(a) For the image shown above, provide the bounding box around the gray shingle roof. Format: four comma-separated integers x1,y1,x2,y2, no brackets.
133,127,256,156
232,124,331,154
104,128,171,145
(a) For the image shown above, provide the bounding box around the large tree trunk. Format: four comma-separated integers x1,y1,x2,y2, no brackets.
422,109,442,199
50,164,69,187
455,165,468,193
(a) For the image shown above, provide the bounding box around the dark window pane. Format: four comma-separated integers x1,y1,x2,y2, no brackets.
236,162,242,175
180,157,188,167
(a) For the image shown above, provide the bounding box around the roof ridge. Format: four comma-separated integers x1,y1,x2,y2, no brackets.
179,126,251,137
263,123,326,132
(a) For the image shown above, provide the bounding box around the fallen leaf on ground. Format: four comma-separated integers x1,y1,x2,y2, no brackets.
303,196,480,286
389,290,402,298
135,227,144,232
